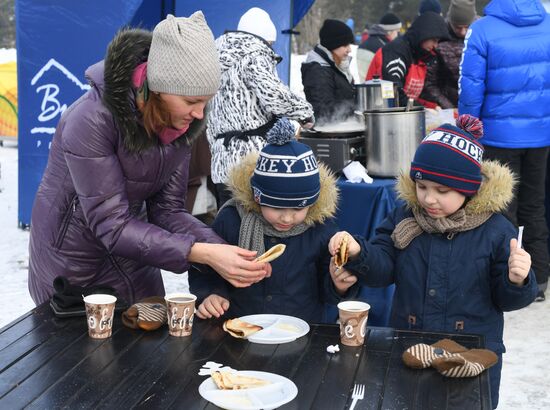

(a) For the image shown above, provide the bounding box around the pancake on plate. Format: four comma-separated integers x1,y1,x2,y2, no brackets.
223,318,263,338
211,371,271,390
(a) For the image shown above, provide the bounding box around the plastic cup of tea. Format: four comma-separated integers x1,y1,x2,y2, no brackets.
337,301,370,346
165,293,197,337
83,294,117,339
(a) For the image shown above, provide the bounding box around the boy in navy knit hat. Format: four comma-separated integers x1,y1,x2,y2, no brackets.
189,118,358,323
328,115,538,407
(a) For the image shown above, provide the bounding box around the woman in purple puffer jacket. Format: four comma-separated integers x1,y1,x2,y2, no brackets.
28,12,271,306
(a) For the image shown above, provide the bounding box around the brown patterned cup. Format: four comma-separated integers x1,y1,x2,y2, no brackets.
83,294,117,339
165,293,197,337
337,301,370,347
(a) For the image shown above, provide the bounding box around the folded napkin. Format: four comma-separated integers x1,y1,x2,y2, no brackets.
343,161,373,184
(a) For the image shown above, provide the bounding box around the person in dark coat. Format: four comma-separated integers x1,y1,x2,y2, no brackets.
356,13,402,80
329,115,538,408
301,19,356,124
421,0,477,108
367,11,450,107
190,118,358,323
28,12,272,306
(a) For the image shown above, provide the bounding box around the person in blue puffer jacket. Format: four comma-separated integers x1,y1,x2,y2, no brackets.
329,115,538,408
458,0,550,302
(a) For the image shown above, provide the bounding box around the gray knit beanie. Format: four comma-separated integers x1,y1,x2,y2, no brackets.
147,12,221,96
447,0,477,26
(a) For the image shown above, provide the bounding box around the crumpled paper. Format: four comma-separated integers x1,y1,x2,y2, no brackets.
198,361,236,376
343,161,373,184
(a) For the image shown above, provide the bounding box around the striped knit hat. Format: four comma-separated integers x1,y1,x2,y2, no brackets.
251,118,320,208
410,115,484,197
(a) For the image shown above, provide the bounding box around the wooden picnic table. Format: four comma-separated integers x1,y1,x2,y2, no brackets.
0,302,491,409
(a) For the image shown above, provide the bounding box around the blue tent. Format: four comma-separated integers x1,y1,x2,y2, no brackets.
15,0,315,227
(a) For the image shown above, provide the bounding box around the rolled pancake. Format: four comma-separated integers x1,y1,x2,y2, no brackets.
223,318,263,338
255,244,286,263
334,236,349,268
211,371,271,390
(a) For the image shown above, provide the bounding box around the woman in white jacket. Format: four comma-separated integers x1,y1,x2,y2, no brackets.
207,7,314,207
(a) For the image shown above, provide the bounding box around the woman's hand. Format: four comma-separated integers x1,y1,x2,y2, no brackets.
190,243,271,288
329,257,357,295
328,231,361,260
508,238,531,286
196,294,230,319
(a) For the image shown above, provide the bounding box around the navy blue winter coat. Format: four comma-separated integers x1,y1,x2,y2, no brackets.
458,0,550,148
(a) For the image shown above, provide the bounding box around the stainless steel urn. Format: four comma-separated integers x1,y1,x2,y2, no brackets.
355,78,399,113
365,107,425,177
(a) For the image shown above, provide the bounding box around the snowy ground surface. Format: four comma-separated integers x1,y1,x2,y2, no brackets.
1,45,549,407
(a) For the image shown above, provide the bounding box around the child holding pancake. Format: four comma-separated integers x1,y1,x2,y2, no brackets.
328,115,538,407
189,118,358,323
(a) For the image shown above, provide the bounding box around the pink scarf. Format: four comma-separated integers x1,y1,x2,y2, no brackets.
132,62,190,145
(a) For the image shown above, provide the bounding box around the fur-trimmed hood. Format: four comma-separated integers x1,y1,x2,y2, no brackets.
396,160,515,215
86,28,206,153
227,153,339,225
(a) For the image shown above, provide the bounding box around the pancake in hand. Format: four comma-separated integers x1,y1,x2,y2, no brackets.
334,235,349,268
223,318,263,338
255,244,286,263
211,371,271,390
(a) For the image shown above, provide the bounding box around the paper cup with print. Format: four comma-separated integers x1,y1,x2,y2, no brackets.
83,294,117,339
165,293,197,337
338,301,370,347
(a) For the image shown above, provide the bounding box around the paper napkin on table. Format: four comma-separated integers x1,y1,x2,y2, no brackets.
343,161,373,184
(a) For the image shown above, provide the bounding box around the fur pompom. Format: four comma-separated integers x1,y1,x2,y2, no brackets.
456,114,483,139
266,117,295,145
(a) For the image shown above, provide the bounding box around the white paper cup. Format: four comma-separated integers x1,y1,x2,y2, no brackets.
165,293,197,337
83,294,117,339
337,301,370,346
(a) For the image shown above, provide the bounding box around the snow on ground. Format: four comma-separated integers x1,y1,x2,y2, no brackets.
1,142,548,408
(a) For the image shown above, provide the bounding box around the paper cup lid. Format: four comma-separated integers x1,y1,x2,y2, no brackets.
338,301,370,312
83,294,117,304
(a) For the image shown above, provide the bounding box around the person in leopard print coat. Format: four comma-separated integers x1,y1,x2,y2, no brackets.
207,8,313,207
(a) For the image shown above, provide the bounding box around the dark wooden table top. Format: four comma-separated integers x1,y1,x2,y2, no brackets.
0,303,491,409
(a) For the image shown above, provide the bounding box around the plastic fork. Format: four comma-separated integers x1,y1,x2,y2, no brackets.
349,383,365,410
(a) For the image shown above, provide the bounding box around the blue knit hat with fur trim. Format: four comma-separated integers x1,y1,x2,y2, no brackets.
410,115,484,197
251,118,320,208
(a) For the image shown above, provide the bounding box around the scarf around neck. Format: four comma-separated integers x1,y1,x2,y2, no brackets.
220,199,311,256
391,207,492,250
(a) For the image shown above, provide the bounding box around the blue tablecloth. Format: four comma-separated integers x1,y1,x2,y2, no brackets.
327,178,400,326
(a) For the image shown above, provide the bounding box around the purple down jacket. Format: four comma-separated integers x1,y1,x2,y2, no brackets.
28,29,223,305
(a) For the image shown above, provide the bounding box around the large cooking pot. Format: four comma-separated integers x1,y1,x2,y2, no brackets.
355,78,399,113
365,106,425,177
